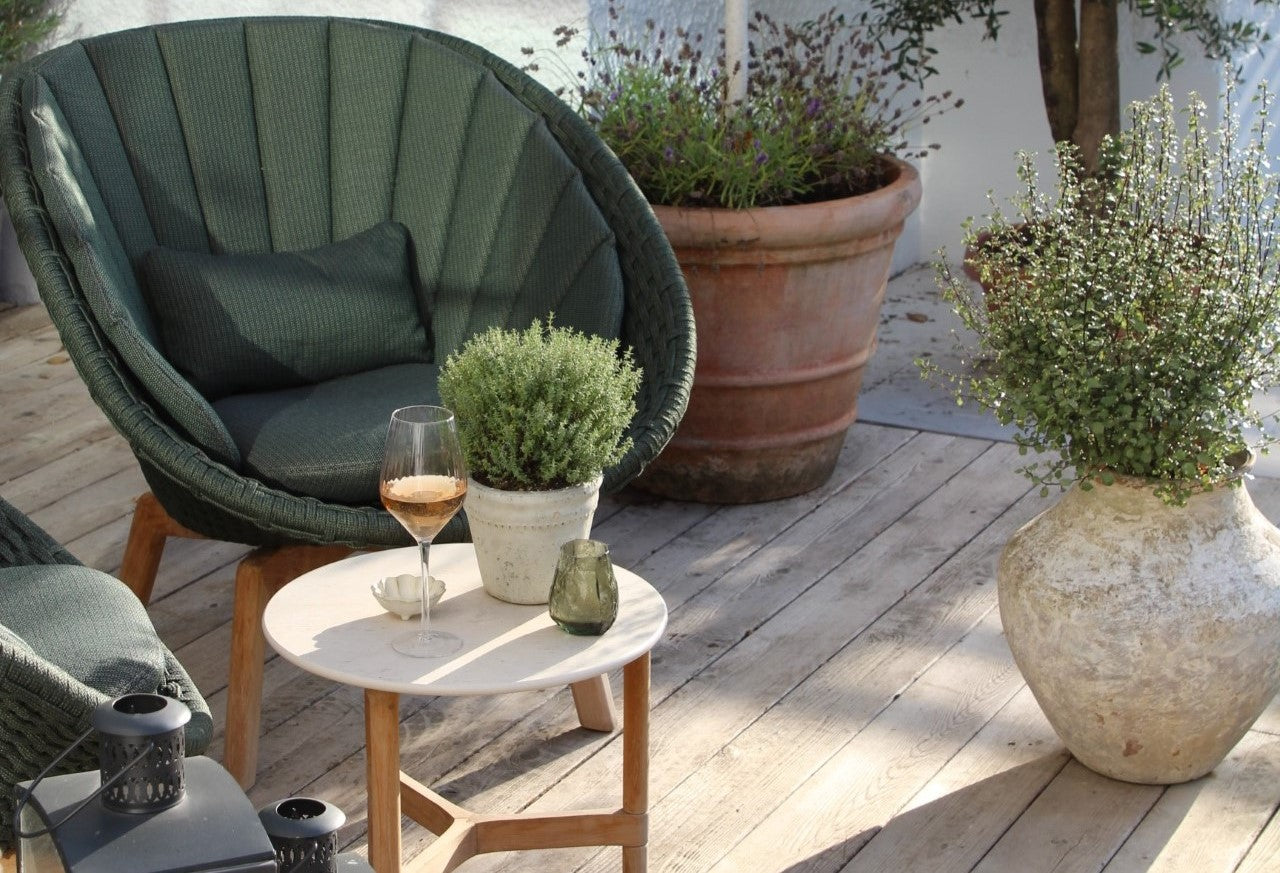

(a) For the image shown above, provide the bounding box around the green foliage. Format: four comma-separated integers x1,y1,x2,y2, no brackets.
1129,0,1276,80
928,83,1280,504
438,321,641,491
0,0,60,73
862,1,1275,86
857,0,1006,85
526,7,959,209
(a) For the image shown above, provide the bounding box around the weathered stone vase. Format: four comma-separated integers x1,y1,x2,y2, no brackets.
998,476,1280,784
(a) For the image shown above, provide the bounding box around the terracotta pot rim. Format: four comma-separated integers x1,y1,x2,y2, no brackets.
651,155,922,249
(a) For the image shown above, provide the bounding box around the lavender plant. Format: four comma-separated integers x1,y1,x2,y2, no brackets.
526,7,960,209
929,84,1280,504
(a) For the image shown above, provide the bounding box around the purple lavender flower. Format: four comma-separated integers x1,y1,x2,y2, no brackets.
805,97,822,117
664,146,677,163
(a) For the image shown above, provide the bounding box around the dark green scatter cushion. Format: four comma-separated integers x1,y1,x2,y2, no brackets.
138,221,431,399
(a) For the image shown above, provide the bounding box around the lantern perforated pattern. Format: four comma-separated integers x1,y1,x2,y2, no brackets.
93,694,189,813
258,796,346,873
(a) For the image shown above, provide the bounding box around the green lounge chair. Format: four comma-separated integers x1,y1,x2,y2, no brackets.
0,17,694,787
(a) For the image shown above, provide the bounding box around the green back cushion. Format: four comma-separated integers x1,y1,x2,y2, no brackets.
23,72,241,466
139,221,430,399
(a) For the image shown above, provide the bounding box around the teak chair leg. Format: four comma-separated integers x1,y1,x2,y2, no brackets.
223,543,353,789
118,492,356,788
118,492,205,604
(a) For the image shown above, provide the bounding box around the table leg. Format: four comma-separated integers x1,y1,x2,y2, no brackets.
366,689,403,873
622,653,650,873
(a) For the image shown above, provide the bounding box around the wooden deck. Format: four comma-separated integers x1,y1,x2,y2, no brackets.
4,299,1280,873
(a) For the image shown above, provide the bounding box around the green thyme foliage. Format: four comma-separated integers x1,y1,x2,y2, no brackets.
527,7,959,209
930,83,1280,504
438,321,641,491
0,0,60,73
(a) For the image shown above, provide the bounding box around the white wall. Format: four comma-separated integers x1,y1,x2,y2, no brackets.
915,4,1223,263
40,1,1260,267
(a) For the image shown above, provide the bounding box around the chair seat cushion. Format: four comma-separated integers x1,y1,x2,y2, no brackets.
0,565,168,698
212,362,443,504
139,221,432,400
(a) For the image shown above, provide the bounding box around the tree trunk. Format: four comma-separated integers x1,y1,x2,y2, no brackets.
1034,0,1079,145
1074,0,1120,174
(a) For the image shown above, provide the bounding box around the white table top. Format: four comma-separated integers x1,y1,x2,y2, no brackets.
262,544,667,697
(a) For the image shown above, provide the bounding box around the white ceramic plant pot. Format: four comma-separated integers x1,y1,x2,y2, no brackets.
998,477,1280,784
464,474,603,604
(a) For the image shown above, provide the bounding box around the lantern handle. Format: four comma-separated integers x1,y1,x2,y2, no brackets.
12,728,157,839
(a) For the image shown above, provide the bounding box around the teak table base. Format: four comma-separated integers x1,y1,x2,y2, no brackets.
365,654,651,873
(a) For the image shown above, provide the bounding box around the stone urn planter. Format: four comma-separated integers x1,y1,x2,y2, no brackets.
635,157,922,503
998,476,1280,784
464,474,602,605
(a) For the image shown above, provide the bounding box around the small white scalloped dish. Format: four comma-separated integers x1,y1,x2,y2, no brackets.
370,573,445,620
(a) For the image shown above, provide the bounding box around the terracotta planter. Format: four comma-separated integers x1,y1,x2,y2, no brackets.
998,477,1280,784
635,157,921,503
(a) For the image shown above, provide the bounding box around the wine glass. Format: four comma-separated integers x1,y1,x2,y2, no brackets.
380,406,468,658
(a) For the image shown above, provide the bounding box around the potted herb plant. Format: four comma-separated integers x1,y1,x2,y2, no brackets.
529,8,956,503
438,320,641,604
929,84,1280,784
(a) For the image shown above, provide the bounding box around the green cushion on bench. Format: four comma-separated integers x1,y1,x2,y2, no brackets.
212,362,443,504
0,565,168,698
140,221,431,400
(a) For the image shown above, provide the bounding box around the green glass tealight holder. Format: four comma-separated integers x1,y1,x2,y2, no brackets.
549,539,619,635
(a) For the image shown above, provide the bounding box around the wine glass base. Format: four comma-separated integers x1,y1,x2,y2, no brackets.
392,628,463,659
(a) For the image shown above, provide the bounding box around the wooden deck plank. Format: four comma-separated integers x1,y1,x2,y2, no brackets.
0,433,137,513
26,464,148,546
0,413,117,486
969,761,1161,873
1100,731,1280,873
0,321,65,370
0,302,55,343
1236,806,1280,873
705,608,1025,873
842,686,1070,873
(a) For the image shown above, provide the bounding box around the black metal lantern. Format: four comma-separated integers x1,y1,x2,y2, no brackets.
14,693,277,873
92,692,189,813
258,797,372,873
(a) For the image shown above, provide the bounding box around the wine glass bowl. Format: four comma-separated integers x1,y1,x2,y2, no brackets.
380,406,468,657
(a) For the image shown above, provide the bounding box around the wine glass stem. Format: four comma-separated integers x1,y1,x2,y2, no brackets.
418,539,432,641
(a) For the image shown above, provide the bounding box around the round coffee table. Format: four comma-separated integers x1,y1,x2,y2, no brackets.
262,544,667,873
